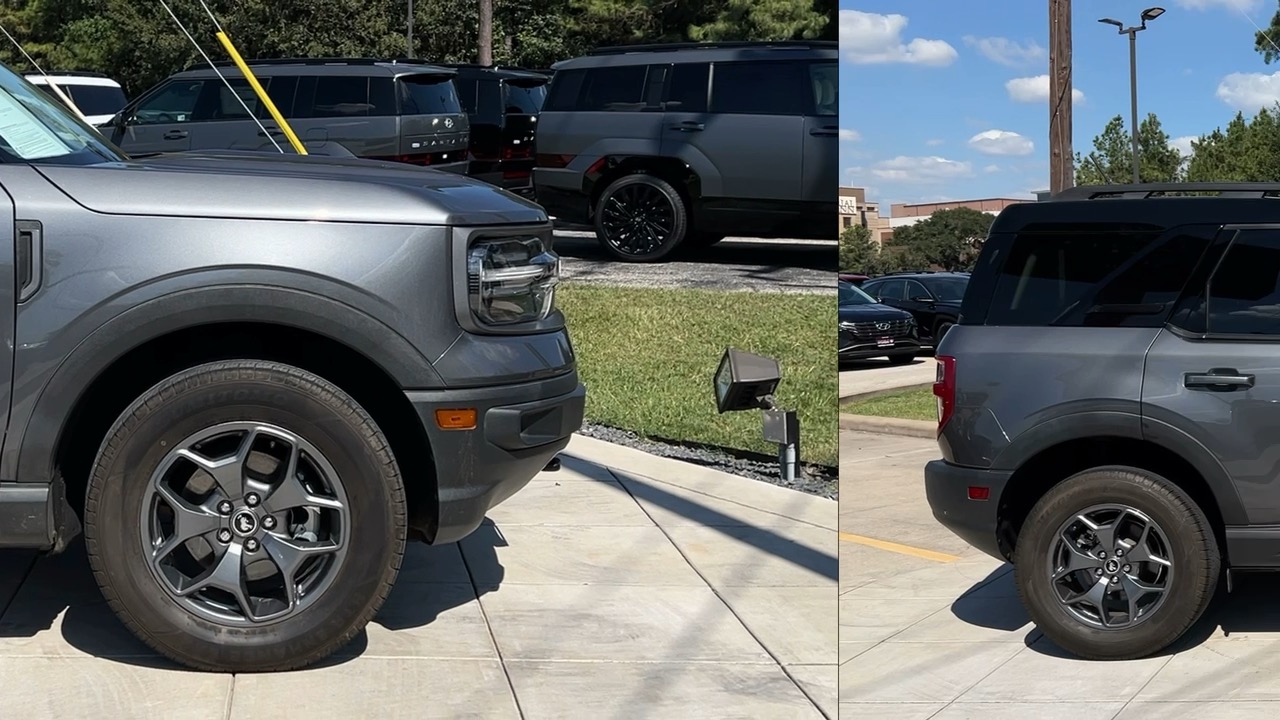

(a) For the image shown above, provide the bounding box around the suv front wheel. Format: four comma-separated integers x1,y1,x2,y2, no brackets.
1013,466,1219,660
594,174,689,262
84,360,406,672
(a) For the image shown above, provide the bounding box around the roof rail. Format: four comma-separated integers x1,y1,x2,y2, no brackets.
1053,182,1280,200
588,40,836,56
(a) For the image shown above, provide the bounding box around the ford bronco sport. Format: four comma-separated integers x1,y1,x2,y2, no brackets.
924,182,1280,660
0,64,584,672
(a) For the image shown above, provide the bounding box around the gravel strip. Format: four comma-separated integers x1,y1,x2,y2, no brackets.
579,422,838,500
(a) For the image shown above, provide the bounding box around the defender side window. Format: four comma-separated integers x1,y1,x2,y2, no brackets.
133,80,205,124
710,61,807,116
1205,229,1280,336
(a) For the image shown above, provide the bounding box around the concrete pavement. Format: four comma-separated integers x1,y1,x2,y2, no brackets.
840,427,1280,719
839,358,936,402
0,434,836,719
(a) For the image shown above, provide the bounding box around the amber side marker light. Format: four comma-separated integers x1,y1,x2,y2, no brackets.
435,409,477,430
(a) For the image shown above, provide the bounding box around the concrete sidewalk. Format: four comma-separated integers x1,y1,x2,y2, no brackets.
0,434,836,719
840,358,936,401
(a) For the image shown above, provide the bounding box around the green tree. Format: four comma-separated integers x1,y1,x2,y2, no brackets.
1074,113,1182,185
885,207,993,272
839,224,877,273
1185,106,1280,182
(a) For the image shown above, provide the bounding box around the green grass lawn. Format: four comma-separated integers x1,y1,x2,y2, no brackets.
843,387,937,422
556,284,837,467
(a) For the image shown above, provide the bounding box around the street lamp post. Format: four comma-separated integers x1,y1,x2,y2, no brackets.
1099,7,1165,184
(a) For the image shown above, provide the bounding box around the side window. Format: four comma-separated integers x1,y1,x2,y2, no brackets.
455,77,478,114
1206,229,1280,335
986,229,1209,327
877,280,906,301
262,76,298,118
665,63,709,112
200,78,259,121
808,61,837,116
905,280,931,301
577,65,651,112
710,61,807,115
133,80,205,124
543,68,584,112
367,78,396,116
300,76,371,118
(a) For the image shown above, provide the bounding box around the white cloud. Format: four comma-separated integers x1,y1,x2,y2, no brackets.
968,129,1035,156
839,10,958,66
869,156,973,184
984,164,1002,173
1171,135,1198,156
1216,71,1280,110
1007,75,1085,104
1173,0,1261,11
962,36,1045,67
925,138,945,146
839,128,861,141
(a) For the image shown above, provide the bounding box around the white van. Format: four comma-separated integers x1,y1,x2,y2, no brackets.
25,72,128,126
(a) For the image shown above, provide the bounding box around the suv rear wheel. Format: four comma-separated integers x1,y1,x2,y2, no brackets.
1014,466,1219,660
84,360,406,672
594,174,688,262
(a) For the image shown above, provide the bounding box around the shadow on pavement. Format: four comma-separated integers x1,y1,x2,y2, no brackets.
552,233,837,273
952,563,1280,658
0,525,506,669
838,355,934,372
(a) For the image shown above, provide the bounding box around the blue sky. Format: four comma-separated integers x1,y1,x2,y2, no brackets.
840,0,1280,211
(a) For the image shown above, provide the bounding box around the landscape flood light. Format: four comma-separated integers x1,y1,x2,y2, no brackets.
714,347,801,482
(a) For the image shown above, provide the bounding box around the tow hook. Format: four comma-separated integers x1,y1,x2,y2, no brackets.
543,456,562,472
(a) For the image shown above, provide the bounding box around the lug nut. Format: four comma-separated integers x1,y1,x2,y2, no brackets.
1110,576,1118,584
1115,548,1124,557
1095,568,1103,576
245,492,260,507
1123,564,1131,573
217,500,233,516
1098,550,1107,559
262,516,276,530
216,529,232,543
245,538,260,552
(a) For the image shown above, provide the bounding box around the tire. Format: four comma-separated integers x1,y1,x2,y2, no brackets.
888,353,916,365
593,173,689,262
934,321,954,347
1013,466,1219,660
84,360,406,672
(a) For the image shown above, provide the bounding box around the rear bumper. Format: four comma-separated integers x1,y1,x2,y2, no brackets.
408,371,586,544
534,168,591,225
924,459,1012,561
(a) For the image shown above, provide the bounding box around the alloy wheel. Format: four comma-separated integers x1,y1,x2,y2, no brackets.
599,182,677,257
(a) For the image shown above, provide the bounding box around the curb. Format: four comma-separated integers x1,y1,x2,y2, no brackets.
839,381,934,405
839,414,936,439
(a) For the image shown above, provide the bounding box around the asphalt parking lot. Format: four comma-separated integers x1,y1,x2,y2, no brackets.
553,230,837,294
0,435,835,719
840,428,1280,719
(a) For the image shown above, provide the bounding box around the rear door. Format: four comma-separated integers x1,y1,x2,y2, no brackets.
900,279,939,332
802,59,838,209
184,77,274,151
395,72,470,165
501,75,546,160
1142,227,1280,525
112,78,202,154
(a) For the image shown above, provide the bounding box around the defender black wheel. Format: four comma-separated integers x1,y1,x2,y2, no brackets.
1014,466,1219,660
84,360,406,672
594,174,688,262
887,353,916,365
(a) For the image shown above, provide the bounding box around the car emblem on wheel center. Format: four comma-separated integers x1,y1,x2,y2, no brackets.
232,510,259,537
875,322,891,331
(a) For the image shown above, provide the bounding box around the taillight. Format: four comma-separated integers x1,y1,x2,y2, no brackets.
536,153,573,168
502,144,532,160
933,355,956,435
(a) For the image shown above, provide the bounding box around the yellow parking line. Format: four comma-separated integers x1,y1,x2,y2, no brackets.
839,531,961,563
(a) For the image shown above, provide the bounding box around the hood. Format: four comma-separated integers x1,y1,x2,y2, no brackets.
34,151,547,226
838,303,912,322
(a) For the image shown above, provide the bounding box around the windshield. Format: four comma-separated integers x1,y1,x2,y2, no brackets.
839,281,875,305
504,80,546,114
0,66,123,165
926,278,969,302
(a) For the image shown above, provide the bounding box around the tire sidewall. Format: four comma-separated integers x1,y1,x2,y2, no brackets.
594,173,689,262
1015,468,1217,658
88,367,402,666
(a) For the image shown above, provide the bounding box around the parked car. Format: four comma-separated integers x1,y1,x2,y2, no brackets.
924,181,1280,661
0,60,583,672
26,72,128,125
534,40,839,262
104,58,470,173
838,280,919,364
860,271,969,346
444,64,548,194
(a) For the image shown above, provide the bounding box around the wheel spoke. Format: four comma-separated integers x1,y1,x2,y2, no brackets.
177,429,257,499
263,447,343,513
1052,535,1101,581
1063,575,1112,626
1119,571,1163,620
1078,514,1117,552
262,533,339,608
178,542,252,617
152,483,222,561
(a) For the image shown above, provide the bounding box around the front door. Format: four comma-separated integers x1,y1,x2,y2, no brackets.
1142,227,1280,524
112,78,201,154
802,59,839,216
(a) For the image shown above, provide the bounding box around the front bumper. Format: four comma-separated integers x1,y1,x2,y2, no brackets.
924,459,1012,561
838,330,921,359
407,371,586,544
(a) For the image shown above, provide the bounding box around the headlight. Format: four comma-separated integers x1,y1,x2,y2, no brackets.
838,321,856,331
467,236,560,325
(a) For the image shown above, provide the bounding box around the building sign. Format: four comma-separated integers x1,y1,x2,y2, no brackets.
837,196,859,214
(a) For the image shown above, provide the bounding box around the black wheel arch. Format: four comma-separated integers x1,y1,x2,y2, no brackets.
585,155,701,220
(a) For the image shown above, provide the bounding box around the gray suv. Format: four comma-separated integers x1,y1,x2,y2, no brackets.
0,63,583,671
924,183,1280,660
534,41,838,261
105,58,470,172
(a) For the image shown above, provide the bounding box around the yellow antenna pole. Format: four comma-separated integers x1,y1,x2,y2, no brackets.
212,31,307,156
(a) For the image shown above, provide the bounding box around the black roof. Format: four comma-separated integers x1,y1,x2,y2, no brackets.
555,40,836,69
180,57,455,76
994,182,1280,234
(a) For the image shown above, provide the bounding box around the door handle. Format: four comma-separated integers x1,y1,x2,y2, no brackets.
810,127,839,137
1185,369,1255,390
163,130,188,140
258,129,283,137
670,122,704,132
15,219,41,303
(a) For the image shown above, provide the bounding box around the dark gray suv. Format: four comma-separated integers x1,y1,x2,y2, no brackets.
105,58,471,172
0,63,583,672
923,183,1280,660
534,41,838,261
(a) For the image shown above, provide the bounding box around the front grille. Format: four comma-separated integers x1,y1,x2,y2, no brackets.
844,318,914,339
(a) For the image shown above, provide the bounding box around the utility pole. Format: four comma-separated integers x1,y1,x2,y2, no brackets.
407,0,414,57
478,0,493,65
1049,0,1073,194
